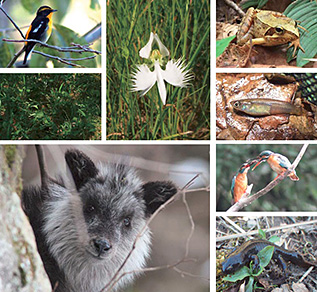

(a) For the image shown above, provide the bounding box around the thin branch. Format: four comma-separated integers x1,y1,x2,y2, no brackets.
5,39,99,67
173,267,209,281
3,38,100,54
0,6,25,39
31,51,82,67
33,50,96,67
185,186,210,193
217,219,317,242
223,0,245,17
6,46,25,68
226,144,309,212
71,42,101,54
182,190,195,257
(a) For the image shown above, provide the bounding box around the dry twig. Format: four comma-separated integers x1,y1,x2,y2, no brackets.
223,0,245,17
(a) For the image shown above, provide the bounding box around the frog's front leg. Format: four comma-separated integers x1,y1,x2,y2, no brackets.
287,39,305,57
237,7,255,45
249,37,271,46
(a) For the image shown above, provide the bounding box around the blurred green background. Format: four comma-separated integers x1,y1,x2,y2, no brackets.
216,144,317,211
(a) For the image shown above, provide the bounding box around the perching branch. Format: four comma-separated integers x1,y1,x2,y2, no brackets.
4,39,101,67
226,144,309,212
3,39,101,54
6,46,26,68
33,51,96,68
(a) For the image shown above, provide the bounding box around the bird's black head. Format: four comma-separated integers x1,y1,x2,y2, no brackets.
37,6,57,16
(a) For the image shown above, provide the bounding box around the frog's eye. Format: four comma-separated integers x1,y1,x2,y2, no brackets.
275,26,284,35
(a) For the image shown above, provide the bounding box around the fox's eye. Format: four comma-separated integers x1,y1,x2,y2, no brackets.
123,217,131,227
86,205,95,213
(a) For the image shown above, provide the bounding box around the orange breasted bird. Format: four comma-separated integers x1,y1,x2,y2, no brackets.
231,162,251,203
23,6,57,65
252,150,299,181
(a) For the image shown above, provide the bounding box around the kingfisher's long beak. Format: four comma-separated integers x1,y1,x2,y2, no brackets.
251,159,264,171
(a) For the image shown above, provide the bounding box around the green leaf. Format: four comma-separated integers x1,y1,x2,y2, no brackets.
284,0,317,67
258,246,274,269
245,276,255,292
223,266,251,282
258,229,266,239
216,35,236,58
268,236,280,243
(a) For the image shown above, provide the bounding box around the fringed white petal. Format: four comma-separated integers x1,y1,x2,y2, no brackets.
162,59,193,87
131,64,156,95
153,33,170,57
139,32,155,59
154,62,167,105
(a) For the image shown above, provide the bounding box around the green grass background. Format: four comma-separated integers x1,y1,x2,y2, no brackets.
107,0,210,140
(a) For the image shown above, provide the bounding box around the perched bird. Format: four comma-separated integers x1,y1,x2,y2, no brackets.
231,162,251,203
23,6,57,65
252,150,299,181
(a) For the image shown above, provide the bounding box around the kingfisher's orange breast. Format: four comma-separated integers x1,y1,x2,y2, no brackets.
233,173,248,202
267,155,284,174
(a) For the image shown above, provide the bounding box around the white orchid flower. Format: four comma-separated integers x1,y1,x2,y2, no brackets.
131,32,193,105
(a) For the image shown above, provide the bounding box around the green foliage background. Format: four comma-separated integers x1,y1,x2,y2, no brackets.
0,74,101,140
216,144,317,211
0,0,101,67
107,0,210,140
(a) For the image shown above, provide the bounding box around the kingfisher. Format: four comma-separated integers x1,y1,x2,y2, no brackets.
252,150,299,181
231,162,251,203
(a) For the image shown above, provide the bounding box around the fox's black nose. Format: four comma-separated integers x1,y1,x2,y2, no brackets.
93,239,112,256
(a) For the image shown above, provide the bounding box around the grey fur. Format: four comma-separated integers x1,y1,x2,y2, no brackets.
22,148,177,292
43,165,151,292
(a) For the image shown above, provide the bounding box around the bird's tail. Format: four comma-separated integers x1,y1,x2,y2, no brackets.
23,44,35,65
288,171,299,181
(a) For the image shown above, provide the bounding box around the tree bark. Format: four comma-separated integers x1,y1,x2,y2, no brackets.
0,145,50,292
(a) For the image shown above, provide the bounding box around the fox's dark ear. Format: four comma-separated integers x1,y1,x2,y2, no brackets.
142,181,178,216
65,149,98,191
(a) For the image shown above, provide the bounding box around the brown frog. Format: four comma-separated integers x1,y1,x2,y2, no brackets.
237,7,304,56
